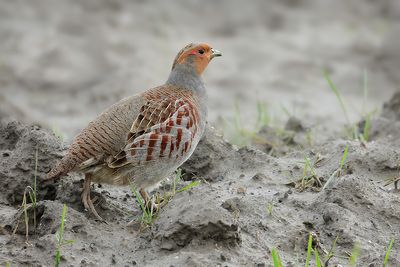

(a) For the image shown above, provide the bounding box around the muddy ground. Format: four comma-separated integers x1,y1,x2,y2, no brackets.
1,94,400,267
1,0,400,266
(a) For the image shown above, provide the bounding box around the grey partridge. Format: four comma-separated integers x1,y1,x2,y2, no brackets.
45,43,221,221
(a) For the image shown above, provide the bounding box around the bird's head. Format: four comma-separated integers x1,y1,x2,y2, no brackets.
171,43,222,75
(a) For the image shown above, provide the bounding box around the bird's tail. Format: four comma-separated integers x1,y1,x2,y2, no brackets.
44,155,79,180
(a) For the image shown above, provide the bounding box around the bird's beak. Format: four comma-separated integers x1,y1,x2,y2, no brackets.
211,48,222,59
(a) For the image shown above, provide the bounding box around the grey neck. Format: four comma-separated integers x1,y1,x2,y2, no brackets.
166,64,206,96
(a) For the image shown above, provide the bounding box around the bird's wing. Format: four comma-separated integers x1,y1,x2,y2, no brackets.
107,97,199,169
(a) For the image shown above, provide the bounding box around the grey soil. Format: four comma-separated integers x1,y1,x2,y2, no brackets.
1,94,400,266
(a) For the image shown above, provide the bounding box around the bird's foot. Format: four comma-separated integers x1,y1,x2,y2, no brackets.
81,175,106,223
145,197,166,213
82,191,106,223
139,188,167,213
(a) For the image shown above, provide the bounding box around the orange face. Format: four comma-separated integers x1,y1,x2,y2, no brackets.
173,43,222,75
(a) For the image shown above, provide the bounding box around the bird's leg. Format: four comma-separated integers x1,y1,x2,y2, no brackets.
81,173,104,222
139,188,164,212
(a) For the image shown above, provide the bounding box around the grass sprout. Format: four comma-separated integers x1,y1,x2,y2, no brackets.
324,235,339,265
256,101,271,130
12,146,40,242
361,112,372,142
266,202,274,216
54,204,74,267
348,242,360,266
52,126,66,141
295,155,324,191
271,247,283,267
129,183,155,227
324,70,350,125
323,143,349,190
223,101,272,147
129,169,200,228
22,192,29,243
314,247,322,267
176,180,200,193
324,70,377,141
305,234,313,267
271,236,396,266
28,146,39,231
383,238,394,266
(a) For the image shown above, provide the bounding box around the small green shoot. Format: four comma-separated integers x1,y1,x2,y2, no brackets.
55,204,74,267
305,129,313,147
223,100,273,147
280,104,291,118
266,202,274,216
129,169,200,228
305,234,313,267
324,70,350,125
129,183,155,227
176,180,200,193
314,247,322,267
295,155,324,191
6,262,11,267
256,101,270,130
324,236,339,265
171,168,200,194
172,168,182,196
383,238,394,266
28,146,39,231
13,147,40,242
323,143,349,190
269,236,396,267
325,69,377,142
348,242,360,267
22,192,29,243
361,112,372,142
271,247,283,267
52,127,65,141
339,144,349,172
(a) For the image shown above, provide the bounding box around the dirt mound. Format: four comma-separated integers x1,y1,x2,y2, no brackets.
0,121,62,206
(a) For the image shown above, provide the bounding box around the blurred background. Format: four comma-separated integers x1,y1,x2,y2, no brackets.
0,0,399,143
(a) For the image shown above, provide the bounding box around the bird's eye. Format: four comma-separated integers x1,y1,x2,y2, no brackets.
198,49,205,54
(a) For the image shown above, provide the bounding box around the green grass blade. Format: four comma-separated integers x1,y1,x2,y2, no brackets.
348,242,360,266
271,247,283,267
55,204,68,267
129,182,151,225
322,169,339,190
256,101,270,130
314,247,322,267
339,144,349,171
305,234,313,267
177,180,200,193
173,168,182,195
324,70,350,125
383,238,394,266
323,144,349,190
362,113,371,142
323,236,339,266
22,192,29,242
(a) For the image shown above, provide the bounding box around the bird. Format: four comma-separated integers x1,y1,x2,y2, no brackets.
44,43,222,221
